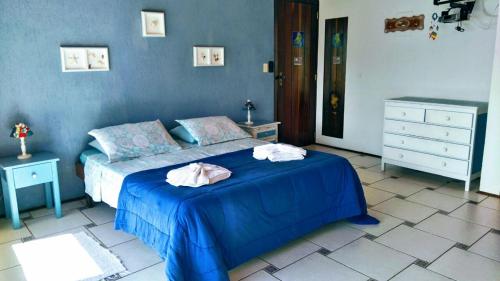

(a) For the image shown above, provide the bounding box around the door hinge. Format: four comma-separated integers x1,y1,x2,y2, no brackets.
317,12,319,19
314,74,317,81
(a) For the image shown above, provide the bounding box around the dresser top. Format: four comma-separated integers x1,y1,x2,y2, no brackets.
0,152,59,170
387,97,488,110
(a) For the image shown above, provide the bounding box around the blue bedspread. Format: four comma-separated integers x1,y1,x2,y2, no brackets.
115,148,376,281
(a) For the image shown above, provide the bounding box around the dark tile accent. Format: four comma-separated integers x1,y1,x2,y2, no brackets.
414,259,429,268
264,265,279,274
437,210,449,215
104,273,121,281
395,195,406,199
367,279,378,281
454,242,469,250
364,233,377,240
403,221,416,227
390,176,399,179
367,204,374,209
84,223,97,229
490,229,500,235
425,187,434,191
358,166,367,170
317,248,332,256
468,200,479,205
21,236,35,243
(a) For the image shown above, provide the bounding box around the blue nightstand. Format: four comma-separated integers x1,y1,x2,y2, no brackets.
0,152,62,229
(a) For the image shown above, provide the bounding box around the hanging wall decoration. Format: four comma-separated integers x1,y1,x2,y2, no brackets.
60,47,110,72
429,13,440,40
384,15,425,33
193,47,225,67
141,11,166,37
322,17,348,139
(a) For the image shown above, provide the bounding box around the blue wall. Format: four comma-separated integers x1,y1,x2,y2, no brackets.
0,0,274,213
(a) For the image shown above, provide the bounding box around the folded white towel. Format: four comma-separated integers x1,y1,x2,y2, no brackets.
253,143,306,162
166,163,231,187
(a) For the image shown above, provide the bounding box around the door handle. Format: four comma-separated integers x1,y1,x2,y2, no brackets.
275,72,286,87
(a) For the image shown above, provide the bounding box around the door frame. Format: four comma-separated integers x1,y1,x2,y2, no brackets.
274,0,319,143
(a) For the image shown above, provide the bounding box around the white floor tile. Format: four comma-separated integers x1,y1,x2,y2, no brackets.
399,171,449,189
260,239,319,269
274,252,368,281
88,222,135,248
305,223,365,251
0,240,20,271
229,258,269,281
478,197,500,211
110,239,162,274
348,210,403,237
375,225,455,262
370,178,427,197
241,271,279,281
406,189,468,213
348,155,380,168
0,219,31,244
449,203,500,230
329,238,415,281
29,199,86,219
435,185,487,203
356,169,387,184
81,204,116,225
372,198,438,224
415,213,490,246
468,232,500,262
363,186,396,206
24,210,91,238
391,264,453,281
305,145,360,159
0,266,27,281
119,262,166,281
428,247,500,281
367,164,407,177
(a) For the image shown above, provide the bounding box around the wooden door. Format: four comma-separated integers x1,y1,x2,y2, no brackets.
275,0,318,146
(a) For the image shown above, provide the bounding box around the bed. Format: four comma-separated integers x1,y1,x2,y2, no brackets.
79,138,374,281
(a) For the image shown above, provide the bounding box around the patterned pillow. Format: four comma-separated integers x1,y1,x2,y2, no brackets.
89,120,181,162
176,116,251,146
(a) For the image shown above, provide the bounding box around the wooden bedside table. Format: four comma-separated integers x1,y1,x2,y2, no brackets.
0,152,62,229
238,121,281,142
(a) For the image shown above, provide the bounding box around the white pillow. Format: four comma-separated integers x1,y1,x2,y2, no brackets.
89,120,181,162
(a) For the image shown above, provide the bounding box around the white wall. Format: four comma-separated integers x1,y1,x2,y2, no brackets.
480,7,500,195
316,0,498,155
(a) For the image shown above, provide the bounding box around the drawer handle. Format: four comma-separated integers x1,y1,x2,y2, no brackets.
445,132,450,137
442,162,447,167
401,112,407,117
401,126,406,131
32,172,37,179
399,154,404,159
401,140,405,145
445,116,451,121
443,147,448,152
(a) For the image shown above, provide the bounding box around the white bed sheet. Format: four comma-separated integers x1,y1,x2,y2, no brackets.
84,138,268,208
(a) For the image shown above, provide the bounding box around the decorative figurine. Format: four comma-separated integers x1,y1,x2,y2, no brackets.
10,123,33,160
243,100,256,125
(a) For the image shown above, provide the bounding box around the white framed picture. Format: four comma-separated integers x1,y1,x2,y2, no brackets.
60,47,109,72
193,46,225,67
141,11,166,37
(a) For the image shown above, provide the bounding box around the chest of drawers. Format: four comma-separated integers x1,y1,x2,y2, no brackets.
382,97,488,191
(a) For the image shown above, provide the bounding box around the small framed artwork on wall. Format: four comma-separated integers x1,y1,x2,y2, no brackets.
60,47,109,72
141,11,166,37
193,46,225,67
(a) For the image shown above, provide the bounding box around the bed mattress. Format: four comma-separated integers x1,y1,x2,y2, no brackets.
83,138,268,208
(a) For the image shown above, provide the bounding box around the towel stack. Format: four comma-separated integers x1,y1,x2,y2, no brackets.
166,163,231,187
253,143,307,162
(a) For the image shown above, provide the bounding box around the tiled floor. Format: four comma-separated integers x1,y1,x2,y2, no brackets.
0,145,499,281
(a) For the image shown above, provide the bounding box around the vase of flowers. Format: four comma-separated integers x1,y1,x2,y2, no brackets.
10,123,33,160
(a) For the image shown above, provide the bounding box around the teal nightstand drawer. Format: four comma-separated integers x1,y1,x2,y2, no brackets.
13,163,53,189
257,130,276,139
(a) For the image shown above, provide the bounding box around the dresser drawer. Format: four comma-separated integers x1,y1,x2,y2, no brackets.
383,147,469,175
384,133,470,160
384,120,472,144
385,106,425,122
256,130,277,139
425,110,473,128
12,163,53,189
